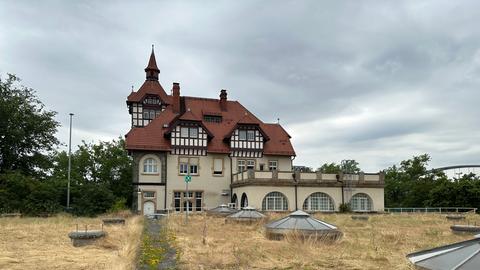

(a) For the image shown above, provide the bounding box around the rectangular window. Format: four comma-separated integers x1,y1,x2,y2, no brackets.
179,157,199,175
189,158,199,175
143,191,155,198
237,160,246,172
213,158,223,175
189,127,198,138
180,127,189,137
238,130,247,140
180,163,188,174
247,160,255,170
174,192,181,212
143,109,158,120
247,130,255,141
259,164,265,171
203,115,222,123
269,160,278,171
195,192,202,211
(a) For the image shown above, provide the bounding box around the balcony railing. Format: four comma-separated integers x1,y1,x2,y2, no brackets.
232,170,384,187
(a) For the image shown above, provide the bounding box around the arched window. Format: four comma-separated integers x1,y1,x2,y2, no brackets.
350,193,373,212
231,194,238,209
302,192,334,212
262,192,288,211
241,193,248,208
143,158,158,173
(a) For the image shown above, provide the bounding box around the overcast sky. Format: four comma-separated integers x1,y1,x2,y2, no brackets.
1,1,480,172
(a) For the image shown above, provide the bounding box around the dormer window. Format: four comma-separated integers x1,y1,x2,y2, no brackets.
180,127,198,138
238,130,255,141
143,97,160,105
204,115,222,123
247,130,255,141
143,109,160,120
239,130,246,140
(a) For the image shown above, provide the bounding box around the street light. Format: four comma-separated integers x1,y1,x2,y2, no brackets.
67,113,74,211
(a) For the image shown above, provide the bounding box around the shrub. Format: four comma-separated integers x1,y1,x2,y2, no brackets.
339,203,351,213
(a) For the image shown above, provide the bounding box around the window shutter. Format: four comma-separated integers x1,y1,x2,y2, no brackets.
214,159,223,172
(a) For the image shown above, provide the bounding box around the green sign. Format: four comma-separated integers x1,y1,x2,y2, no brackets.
184,175,192,183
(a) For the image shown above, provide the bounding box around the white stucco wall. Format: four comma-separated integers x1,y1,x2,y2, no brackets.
233,186,384,212
165,153,232,210
137,185,166,212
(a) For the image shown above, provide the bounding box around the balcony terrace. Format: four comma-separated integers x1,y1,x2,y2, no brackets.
231,170,385,188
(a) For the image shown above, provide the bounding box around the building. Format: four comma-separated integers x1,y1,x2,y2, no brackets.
125,49,385,215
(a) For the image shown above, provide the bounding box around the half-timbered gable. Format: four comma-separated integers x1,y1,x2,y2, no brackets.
127,47,171,128
129,95,167,127
169,122,208,156
164,108,213,156
229,125,264,157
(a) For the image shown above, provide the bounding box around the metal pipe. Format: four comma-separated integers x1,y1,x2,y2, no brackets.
67,113,74,210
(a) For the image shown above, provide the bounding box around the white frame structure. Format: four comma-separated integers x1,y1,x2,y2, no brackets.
302,192,335,212
262,191,288,211
350,193,373,212
143,158,158,173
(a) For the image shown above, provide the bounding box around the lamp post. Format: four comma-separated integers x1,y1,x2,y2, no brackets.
67,113,74,210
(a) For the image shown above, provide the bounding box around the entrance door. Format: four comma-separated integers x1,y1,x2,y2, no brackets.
143,201,155,215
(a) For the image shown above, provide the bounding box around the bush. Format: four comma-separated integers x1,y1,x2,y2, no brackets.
339,203,351,213
110,198,128,213
70,183,116,217
0,171,63,215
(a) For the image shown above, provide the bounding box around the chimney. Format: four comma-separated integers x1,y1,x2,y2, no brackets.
172,82,180,113
219,89,227,111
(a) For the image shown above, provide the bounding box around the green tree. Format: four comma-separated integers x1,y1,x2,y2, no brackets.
0,74,59,175
384,154,446,207
317,163,341,173
50,138,133,215
317,160,361,174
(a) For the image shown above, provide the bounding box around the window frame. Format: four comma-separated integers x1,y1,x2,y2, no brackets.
179,126,199,138
143,191,156,198
238,130,247,141
237,160,246,172
247,130,255,141
268,160,278,171
178,157,200,176
213,158,224,176
237,159,255,172
142,157,158,174
262,191,289,211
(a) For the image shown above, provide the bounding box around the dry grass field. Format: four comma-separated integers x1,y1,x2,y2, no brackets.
169,212,480,270
0,212,143,270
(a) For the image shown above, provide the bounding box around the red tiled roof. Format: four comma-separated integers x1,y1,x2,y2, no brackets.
145,49,159,72
125,95,295,156
126,80,171,104
125,52,295,156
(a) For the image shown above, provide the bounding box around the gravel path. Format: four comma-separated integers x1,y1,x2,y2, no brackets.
138,217,177,270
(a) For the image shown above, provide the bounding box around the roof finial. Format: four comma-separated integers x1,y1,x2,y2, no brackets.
131,85,134,92
277,118,280,124
145,45,160,81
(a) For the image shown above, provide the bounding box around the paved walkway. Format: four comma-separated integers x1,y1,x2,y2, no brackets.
138,217,177,270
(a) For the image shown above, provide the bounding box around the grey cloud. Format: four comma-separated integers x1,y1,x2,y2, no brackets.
1,0,480,171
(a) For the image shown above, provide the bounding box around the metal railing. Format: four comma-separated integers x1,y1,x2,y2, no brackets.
385,207,477,213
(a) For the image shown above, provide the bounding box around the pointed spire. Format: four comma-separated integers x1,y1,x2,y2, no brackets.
145,45,160,81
